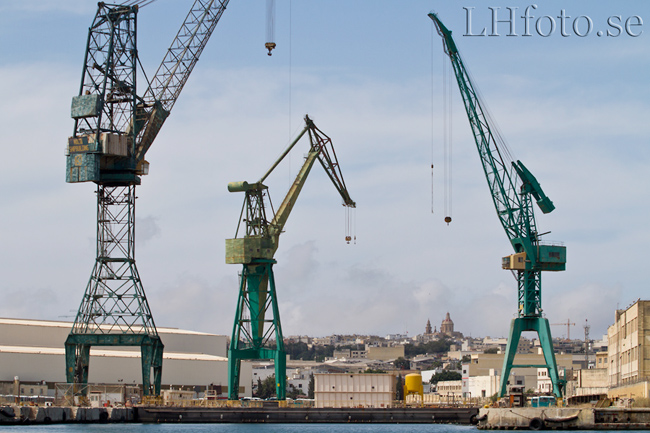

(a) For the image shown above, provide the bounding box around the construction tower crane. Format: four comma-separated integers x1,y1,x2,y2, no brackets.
65,1,229,396
429,12,567,398
226,115,355,400
552,319,576,340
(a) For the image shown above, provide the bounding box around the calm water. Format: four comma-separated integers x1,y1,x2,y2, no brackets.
0,424,477,433
0,425,628,433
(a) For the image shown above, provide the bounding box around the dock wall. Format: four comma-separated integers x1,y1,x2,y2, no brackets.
1,405,477,425
478,407,650,430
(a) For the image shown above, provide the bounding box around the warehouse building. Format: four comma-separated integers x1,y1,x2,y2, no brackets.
0,318,251,401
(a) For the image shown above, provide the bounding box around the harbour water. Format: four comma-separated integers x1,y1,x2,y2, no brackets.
0,425,631,433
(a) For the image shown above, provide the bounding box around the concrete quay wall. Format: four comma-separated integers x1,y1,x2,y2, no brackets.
478,407,650,430
0,405,133,424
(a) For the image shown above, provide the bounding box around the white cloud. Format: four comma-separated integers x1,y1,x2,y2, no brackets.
0,1,648,344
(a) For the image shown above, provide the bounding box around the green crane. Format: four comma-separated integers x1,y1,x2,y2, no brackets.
65,1,230,396
226,115,355,400
429,12,566,397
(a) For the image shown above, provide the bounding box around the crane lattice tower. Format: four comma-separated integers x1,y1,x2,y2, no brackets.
65,1,229,396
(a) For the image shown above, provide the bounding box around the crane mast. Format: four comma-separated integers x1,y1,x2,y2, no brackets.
429,12,566,398
226,115,355,400
65,1,229,397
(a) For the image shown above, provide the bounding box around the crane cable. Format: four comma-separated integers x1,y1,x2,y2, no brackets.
430,21,435,215
442,52,454,225
442,39,453,225
124,0,158,8
431,20,453,225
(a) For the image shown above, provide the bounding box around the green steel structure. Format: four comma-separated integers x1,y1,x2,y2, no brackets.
226,115,355,400
429,12,567,398
65,1,230,396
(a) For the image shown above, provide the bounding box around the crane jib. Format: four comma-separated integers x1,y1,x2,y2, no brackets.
429,11,566,399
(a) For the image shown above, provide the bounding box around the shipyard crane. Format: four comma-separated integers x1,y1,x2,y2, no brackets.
226,115,355,400
64,0,229,397
429,12,567,398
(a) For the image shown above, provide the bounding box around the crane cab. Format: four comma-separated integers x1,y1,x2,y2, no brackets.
502,252,526,270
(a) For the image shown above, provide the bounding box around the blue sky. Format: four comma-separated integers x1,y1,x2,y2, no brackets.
0,1,648,342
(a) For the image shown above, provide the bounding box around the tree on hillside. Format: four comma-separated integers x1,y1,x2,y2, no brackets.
403,337,453,357
307,373,315,399
396,374,404,401
429,370,462,384
394,357,410,370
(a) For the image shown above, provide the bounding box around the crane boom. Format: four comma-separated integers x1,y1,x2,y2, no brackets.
429,12,566,398
430,12,539,259
268,116,356,242
134,0,230,163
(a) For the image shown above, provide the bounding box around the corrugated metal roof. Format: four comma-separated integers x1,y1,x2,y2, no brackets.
0,345,227,362
0,317,223,337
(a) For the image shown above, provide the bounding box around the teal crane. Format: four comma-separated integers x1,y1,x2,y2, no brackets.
226,115,355,400
65,1,230,397
429,12,567,397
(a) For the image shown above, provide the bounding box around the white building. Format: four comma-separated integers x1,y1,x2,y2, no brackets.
462,364,500,400
0,318,252,398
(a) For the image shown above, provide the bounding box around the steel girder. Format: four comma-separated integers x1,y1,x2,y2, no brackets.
66,185,163,396
228,260,286,400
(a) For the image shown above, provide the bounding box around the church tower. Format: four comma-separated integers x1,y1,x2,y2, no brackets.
440,312,454,335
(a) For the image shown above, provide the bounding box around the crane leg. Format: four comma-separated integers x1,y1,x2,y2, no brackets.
499,318,522,397
228,260,286,400
499,317,561,398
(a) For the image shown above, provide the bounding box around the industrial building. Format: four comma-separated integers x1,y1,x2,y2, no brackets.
607,300,650,399
0,318,252,402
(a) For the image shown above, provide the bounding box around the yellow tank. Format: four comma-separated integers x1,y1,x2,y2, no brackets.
404,373,424,397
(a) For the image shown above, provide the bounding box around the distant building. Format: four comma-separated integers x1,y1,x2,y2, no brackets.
436,379,462,402
466,352,573,392
332,349,367,360
366,346,404,362
607,299,650,399
440,312,454,335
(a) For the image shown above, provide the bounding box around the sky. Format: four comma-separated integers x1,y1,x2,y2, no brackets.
0,1,648,342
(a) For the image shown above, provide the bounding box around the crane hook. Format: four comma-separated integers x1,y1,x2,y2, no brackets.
444,216,452,225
